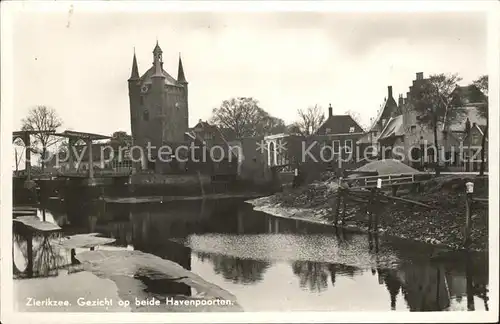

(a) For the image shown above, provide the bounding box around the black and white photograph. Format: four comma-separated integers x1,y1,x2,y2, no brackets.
1,1,498,323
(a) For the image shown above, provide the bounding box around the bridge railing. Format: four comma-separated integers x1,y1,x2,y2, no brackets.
14,168,133,178
345,172,432,188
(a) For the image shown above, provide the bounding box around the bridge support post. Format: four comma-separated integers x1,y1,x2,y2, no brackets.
86,139,94,180
68,137,76,171
24,133,31,181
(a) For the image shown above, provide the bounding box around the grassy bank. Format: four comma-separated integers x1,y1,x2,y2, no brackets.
248,174,488,251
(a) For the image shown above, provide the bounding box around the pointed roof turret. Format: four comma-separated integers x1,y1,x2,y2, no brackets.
152,58,165,79
153,40,162,55
177,53,187,84
151,41,165,80
128,50,139,81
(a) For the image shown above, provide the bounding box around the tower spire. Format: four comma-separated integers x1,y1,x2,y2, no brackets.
152,41,164,79
177,53,187,84
129,50,139,81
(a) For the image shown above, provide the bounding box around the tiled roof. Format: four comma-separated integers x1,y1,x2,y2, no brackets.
369,96,400,133
454,85,486,105
140,66,179,86
448,106,486,132
378,115,404,140
316,115,364,135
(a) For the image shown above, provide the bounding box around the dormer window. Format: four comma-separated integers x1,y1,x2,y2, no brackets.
382,119,387,126
349,127,355,133
325,128,332,134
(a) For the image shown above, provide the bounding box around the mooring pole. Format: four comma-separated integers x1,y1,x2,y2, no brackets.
373,178,382,232
465,252,475,311
464,181,474,247
334,177,343,226
341,188,347,225
367,188,375,231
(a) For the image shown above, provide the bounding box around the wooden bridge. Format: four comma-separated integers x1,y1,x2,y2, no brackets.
14,169,132,179
13,129,115,181
344,172,433,190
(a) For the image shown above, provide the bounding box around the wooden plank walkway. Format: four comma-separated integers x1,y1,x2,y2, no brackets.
13,216,61,233
56,233,116,249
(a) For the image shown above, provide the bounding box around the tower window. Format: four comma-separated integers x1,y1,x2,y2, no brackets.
140,96,144,106
143,110,149,121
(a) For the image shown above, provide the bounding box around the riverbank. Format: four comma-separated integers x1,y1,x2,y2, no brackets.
14,234,243,312
247,174,488,252
103,192,264,204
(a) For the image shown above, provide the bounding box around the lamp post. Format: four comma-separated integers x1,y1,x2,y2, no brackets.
464,180,474,247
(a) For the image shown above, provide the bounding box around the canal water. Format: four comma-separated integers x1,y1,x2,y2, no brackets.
13,197,489,312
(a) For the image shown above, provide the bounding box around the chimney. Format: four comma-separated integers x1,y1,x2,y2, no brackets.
403,98,407,105
387,86,393,99
398,94,403,107
328,103,332,118
416,72,424,80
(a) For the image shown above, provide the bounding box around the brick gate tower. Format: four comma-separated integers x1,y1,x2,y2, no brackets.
127,41,189,170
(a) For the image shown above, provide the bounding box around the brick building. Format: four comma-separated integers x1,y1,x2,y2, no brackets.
127,42,189,171
363,72,487,171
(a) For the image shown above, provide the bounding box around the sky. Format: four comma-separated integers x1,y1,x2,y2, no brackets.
10,7,487,136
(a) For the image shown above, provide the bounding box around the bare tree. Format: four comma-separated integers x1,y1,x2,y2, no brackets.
210,97,285,137
292,105,325,136
21,106,63,170
344,109,366,131
473,75,488,176
412,73,465,176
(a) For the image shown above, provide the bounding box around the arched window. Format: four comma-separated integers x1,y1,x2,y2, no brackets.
143,110,149,121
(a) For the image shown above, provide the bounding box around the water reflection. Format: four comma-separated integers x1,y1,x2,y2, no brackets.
16,197,489,312
292,261,329,293
196,252,271,285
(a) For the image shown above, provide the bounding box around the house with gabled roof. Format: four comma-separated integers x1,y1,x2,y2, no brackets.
357,86,403,154
400,72,487,171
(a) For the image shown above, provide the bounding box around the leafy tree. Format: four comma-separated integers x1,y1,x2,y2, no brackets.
290,104,325,136
109,131,132,149
412,73,465,175
210,97,285,137
21,106,63,170
473,75,488,176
